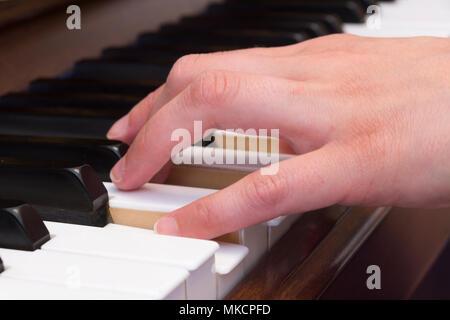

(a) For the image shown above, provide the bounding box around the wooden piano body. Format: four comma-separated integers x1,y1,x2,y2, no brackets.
0,0,449,299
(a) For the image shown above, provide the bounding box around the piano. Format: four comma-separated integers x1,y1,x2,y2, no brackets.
0,0,449,300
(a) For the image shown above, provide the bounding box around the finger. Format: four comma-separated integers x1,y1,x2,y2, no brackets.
154,143,355,239
106,50,292,143
110,71,332,190
106,41,340,144
106,85,165,143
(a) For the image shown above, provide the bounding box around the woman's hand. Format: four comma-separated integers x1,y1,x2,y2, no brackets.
107,34,450,239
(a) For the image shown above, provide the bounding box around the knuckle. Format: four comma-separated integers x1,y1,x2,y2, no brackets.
338,115,399,203
189,70,240,108
167,54,202,89
244,173,288,209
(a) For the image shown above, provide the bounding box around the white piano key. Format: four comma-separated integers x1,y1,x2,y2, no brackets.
0,277,142,300
104,182,216,212
344,23,450,38
237,223,268,273
42,222,218,299
0,248,187,300
180,145,292,172
105,182,272,274
215,242,248,299
105,224,249,299
375,0,450,23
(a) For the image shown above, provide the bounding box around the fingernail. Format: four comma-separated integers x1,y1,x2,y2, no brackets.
110,157,126,184
154,216,179,236
107,115,128,140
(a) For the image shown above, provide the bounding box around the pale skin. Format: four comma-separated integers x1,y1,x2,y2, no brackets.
107,34,450,240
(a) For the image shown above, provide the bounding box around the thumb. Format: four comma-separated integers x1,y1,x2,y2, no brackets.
154,143,356,239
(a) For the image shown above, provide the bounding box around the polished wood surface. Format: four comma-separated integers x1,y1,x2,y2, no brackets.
321,207,450,299
0,0,73,29
226,206,387,299
274,206,389,299
227,206,450,299
227,205,348,299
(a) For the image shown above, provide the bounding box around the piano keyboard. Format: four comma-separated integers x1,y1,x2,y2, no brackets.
1,0,449,300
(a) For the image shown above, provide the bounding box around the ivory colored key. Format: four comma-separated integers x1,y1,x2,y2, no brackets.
42,221,218,299
209,129,296,154
215,223,268,273
0,248,188,299
167,130,295,190
105,224,249,299
105,182,216,230
166,144,294,190
105,182,270,274
0,277,141,300
215,242,249,299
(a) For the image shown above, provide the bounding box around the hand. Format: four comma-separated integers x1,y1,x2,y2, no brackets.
107,34,450,239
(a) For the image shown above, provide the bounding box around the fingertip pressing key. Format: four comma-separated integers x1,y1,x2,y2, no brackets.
154,216,180,236
110,156,126,184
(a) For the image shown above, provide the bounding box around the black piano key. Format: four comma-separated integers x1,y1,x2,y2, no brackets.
136,41,245,53
137,29,306,48
356,0,378,7
208,0,366,23
165,15,331,37
0,92,139,110
160,23,327,39
0,200,51,251
133,38,304,55
0,159,109,227
71,59,172,81
28,78,159,98
97,55,178,65
189,12,343,34
0,257,3,273
101,19,321,62
102,47,190,60
0,135,126,181
0,94,133,138
0,112,115,139
102,47,210,60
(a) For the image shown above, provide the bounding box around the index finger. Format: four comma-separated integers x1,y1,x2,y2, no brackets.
110,71,327,190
